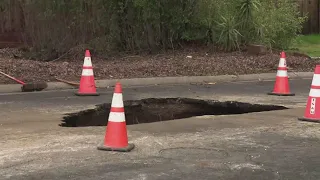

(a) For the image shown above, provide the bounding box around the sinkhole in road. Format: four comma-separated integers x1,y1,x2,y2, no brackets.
60,98,288,127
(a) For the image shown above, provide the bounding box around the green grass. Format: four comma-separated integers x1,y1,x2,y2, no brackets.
291,34,320,57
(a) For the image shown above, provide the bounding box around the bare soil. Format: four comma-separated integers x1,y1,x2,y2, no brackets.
0,46,318,84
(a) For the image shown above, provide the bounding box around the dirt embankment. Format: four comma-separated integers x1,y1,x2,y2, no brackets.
0,47,317,84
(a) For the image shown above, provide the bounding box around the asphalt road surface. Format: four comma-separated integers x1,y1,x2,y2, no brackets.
0,78,313,109
1,78,320,180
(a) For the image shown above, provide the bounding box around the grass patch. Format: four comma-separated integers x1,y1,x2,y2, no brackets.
291,34,320,57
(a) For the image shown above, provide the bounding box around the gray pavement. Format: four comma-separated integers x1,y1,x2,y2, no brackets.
0,78,313,108
0,72,314,93
1,78,320,180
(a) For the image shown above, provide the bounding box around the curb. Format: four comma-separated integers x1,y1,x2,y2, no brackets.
0,72,314,93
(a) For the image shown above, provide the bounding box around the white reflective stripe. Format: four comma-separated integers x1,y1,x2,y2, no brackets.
111,93,124,107
83,57,92,67
108,112,125,122
278,58,287,68
81,69,94,76
276,70,288,77
309,89,320,97
311,74,320,86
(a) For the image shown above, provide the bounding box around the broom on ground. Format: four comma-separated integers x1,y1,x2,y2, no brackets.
0,70,48,92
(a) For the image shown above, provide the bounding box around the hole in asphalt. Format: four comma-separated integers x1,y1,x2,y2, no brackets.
60,98,288,127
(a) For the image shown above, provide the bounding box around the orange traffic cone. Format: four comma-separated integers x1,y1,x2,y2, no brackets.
268,51,295,96
298,65,320,123
75,50,99,96
97,82,135,152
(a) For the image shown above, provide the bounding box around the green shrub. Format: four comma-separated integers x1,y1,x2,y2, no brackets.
252,0,307,49
236,0,261,44
0,0,307,60
215,15,242,51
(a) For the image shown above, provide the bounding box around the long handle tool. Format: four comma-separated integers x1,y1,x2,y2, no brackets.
0,70,48,92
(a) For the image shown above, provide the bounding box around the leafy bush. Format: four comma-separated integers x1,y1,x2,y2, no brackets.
0,0,307,60
236,0,261,44
253,0,307,49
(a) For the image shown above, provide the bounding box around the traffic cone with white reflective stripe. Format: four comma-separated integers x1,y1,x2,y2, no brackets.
268,51,295,96
298,65,320,123
97,82,135,152
75,50,99,96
